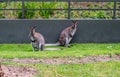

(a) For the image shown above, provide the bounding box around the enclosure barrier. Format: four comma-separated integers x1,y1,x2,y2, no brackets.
0,0,120,43
0,0,120,19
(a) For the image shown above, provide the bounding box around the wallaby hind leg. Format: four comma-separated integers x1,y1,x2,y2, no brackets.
31,42,35,52
38,44,44,51
68,37,72,44
38,43,42,51
41,44,44,51
67,37,72,47
65,38,70,47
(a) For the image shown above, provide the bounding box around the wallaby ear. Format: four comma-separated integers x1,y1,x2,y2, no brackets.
30,26,36,30
71,20,75,23
74,20,78,24
32,26,36,29
71,20,78,24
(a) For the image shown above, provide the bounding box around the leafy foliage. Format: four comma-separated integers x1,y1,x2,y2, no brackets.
18,2,36,19
39,2,56,18
0,2,119,19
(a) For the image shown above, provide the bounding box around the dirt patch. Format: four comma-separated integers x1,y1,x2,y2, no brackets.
0,64,37,77
0,54,120,64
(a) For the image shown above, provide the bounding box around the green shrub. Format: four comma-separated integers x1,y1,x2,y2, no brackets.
39,2,56,18
0,1,119,19
17,2,36,19
80,11,112,19
0,2,6,18
16,2,56,19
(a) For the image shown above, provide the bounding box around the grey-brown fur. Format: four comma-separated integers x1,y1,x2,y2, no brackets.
58,20,77,47
29,26,45,51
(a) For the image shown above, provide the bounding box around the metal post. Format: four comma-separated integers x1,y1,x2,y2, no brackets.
68,0,71,19
22,0,25,19
113,1,117,19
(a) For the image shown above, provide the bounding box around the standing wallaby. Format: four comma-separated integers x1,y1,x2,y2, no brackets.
29,26,45,51
45,20,77,47
58,20,78,47
29,26,61,51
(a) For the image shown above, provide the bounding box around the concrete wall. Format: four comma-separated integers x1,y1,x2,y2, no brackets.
0,19,120,43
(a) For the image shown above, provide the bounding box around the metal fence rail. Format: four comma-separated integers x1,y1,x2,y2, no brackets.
0,0,120,19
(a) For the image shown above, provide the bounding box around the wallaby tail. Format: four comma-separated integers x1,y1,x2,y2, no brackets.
44,48,62,50
45,42,60,46
44,42,63,50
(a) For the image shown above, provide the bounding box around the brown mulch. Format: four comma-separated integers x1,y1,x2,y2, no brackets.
0,64,37,77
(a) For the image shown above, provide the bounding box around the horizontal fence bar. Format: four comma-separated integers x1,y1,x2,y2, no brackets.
0,0,120,2
0,8,120,11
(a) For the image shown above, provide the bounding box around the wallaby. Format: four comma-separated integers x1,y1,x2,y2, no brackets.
29,26,45,51
29,26,61,51
58,20,77,47
45,20,78,47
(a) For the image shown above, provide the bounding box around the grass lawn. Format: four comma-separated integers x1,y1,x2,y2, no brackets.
36,62,120,77
0,43,120,77
0,43,120,58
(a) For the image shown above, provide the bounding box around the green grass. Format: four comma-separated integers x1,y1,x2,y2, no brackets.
2,61,120,77
0,43,120,77
37,61,120,77
0,43,120,58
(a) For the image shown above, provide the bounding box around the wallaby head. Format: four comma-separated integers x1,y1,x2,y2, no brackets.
29,26,36,42
71,20,78,29
31,26,36,29
30,26,36,34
